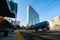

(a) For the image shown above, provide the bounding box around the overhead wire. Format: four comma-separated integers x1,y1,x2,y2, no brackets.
30,0,56,14
41,0,60,15
31,0,56,22
39,0,56,14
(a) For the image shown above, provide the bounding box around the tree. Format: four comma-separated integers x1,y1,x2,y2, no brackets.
21,25,25,29
16,25,20,29
30,25,34,30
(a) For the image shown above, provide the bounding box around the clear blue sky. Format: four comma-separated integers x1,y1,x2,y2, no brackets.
13,0,60,26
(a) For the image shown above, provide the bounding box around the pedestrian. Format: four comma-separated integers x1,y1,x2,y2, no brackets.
4,28,9,37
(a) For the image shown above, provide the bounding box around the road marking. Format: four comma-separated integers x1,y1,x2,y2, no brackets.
16,30,24,40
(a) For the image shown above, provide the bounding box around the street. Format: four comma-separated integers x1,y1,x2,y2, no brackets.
20,31,60,40
20,32,49,40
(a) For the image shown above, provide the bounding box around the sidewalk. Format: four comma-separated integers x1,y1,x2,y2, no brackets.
0,30,24,40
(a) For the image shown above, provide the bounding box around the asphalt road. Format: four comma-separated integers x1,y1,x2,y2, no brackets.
20,30,60,40
20,32,51,40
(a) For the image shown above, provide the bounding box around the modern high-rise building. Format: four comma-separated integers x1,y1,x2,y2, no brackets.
26,5,39,27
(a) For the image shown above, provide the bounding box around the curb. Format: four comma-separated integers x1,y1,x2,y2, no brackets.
16,30,24,40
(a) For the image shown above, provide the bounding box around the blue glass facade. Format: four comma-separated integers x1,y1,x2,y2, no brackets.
27,5,39,26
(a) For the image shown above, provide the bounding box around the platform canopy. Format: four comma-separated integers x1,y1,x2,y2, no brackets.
0,0,17,18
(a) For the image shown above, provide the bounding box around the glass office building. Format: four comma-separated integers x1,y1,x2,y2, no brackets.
26,5,39,27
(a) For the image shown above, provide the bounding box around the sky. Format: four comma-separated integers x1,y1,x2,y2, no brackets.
13,0,60,26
